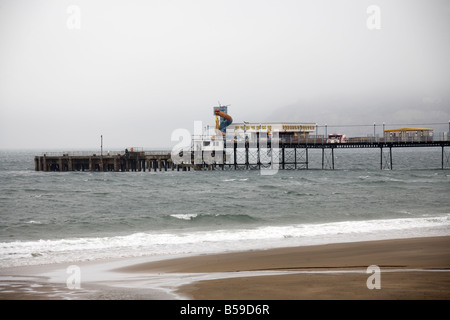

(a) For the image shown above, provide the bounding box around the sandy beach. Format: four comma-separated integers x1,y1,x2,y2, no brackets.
118,236,450,300
1,236,449,300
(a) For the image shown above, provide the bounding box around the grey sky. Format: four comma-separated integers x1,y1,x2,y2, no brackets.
0,0,449,150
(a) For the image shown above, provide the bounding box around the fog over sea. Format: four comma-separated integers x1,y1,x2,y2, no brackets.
1,149,449,268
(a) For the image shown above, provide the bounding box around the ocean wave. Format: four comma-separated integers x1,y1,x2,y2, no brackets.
1,215,449,268
25,220,42,225
170,214,200,220
169,213,257,223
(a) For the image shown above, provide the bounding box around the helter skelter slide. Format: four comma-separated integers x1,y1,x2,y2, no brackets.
213,103,233,136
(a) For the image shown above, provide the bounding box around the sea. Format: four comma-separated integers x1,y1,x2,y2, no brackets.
1,148,449,269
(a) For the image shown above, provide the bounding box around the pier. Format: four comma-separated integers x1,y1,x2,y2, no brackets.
34,150,187,172
35,138,450,172
34,121,450,172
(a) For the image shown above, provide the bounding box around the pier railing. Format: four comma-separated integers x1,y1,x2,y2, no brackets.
213,132,449,146
39,151,124,157
40,149,172,157
144,150,172,156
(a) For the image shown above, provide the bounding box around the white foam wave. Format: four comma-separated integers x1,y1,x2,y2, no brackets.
1,215,449,268
170,214,198,220
26,220,42,224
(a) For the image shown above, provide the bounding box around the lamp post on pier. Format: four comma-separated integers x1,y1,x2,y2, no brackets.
374,123,376,142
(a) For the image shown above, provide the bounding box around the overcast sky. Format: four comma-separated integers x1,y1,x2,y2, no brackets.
0,0,449,150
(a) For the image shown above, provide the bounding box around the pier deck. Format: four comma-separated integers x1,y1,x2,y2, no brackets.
34,151,184,172
35,139,450,172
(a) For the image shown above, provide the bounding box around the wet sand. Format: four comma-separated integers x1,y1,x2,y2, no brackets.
118,236,450,300
1,236,449,300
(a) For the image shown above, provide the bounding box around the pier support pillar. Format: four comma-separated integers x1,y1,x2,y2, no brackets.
306,147,309,170
380,146,393,170
321,148,335,170
234,143,237,170
442,145,449,170
389,147,392,170
332,148,335,170
245,145,249,170
294,148,297,169
113,157,117,172
68,157,73,171
380,147,383,170
257,143,261,170
321,148,324,169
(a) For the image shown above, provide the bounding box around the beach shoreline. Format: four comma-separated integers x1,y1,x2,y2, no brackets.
173,236,450,300
1,235,449,300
